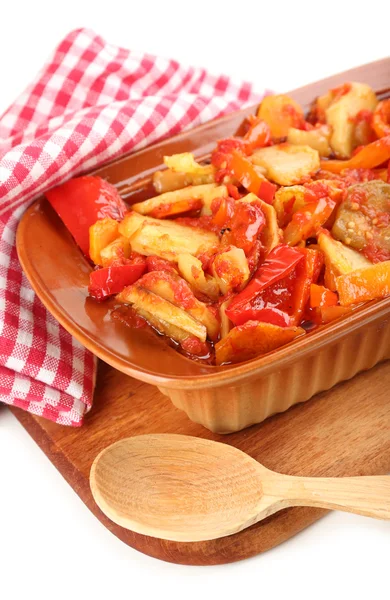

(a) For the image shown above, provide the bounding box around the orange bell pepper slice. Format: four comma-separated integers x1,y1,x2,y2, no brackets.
310,283,338,308
230,150,276,204
215,320,305,365
292,248,324,324
284,197,336,246
243,116,272,149
319,305,352,323
320,136,390,173
336,261,390,305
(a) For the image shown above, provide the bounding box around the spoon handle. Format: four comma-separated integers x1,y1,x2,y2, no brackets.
278,474,390,519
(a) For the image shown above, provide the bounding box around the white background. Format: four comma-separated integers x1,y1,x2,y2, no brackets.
1,1,389,599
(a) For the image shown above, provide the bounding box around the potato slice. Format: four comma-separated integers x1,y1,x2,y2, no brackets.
257,94,304,139
318,231,372,277
164,153,215,175
89,218,119,266
251,144,320,186
100,236,131,267
336,261,390,306
273,185,306,227
287,125,332,157
212,246,250,294
132,184,226,218
215,321,305,365
240,193,282,252
177,254,220,299
153,169,215,194
138,271,220,340
200,185,228,216
119,212,219,262
118,211,146,238
324,82,378,158
117,285,207,341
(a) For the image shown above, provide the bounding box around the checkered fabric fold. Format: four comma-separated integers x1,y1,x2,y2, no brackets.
0,28,263,425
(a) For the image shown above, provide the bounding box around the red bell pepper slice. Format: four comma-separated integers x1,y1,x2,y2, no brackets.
226,244,304,325
223,201,266,255
291,248,324,324
88,262,146,301
231,306,292,327
46,175,127,258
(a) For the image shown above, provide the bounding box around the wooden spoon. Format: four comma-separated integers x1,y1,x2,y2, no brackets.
90,434,390,542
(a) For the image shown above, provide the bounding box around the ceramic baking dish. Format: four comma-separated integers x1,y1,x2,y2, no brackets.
17,58,390,433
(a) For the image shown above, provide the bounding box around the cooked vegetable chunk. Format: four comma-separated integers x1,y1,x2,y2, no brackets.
321,136,390,174
117,285,207,341
336,261,390,305
215,321,305,365
322,82,378,158
332,181,390,261
89,218,119,266
46,175,127,259
287,125,332,157
164,153,215,175
372,99,390,139
273,185,306,227
284,197,336,246
219,299,232,339
177,254,219,299
132,184,227,218
153,169,215,193
310,284,338,308
131,305,190,343
100,236,131,267
318,230,372,277
257,94,304,139
89,262,146,301
251,144,320,185
212,246,250,294
119,212,219,261
239,193,281,253
137,271,220,339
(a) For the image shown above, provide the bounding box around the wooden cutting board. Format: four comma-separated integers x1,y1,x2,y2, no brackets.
10,357,390,565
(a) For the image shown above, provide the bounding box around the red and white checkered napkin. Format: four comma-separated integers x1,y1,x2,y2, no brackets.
0,28,263,426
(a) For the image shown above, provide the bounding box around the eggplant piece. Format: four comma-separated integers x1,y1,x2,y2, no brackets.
117,285,207,341
177,254,220,300
139,271,220,340
211,246,250,295
119,211,219,261
332,181,390,257
132,184,226,217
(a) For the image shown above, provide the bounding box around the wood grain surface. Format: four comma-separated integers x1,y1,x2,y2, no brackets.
11,357,390,565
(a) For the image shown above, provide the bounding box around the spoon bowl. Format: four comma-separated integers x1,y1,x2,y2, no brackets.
90,434,390,542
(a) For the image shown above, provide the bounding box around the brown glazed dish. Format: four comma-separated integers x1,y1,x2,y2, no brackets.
17,58,390,433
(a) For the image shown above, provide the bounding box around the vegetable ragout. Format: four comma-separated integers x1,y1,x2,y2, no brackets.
46,83,390,366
